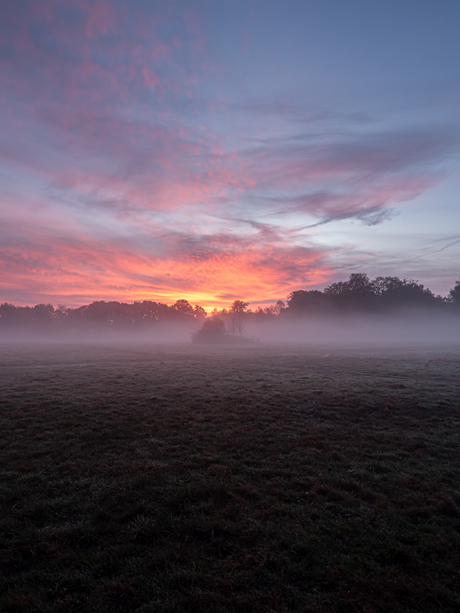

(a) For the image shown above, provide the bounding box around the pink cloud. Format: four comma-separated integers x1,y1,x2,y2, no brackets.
0,203,333,307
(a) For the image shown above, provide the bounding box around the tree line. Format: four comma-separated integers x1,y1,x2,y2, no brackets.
0,299,206,335
286,274,460,315
1,274,459,335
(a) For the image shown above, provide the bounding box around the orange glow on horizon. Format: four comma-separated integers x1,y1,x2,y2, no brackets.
0,220,333,308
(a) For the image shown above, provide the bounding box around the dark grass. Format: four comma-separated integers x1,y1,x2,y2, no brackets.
1,342,459,612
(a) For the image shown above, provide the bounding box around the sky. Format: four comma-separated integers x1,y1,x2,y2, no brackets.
1,0,459,309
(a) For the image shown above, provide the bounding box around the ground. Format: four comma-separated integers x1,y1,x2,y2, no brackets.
1,342,459,612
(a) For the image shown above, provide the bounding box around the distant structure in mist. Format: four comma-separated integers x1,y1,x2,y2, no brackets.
1,274,459,339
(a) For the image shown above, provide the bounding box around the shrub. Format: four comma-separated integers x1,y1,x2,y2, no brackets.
191,317,226,343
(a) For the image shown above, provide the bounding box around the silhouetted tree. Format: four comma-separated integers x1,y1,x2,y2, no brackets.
374,276,441,310
231,300,249,312
192,317,226,343
193,305,207,319
30,304,56,333
229,300,249,336
172,299,195,318
274,300,286,315
0,303,20,325
449,279,460,307
286,290,330,315
324,273,377,311
33,304,54,319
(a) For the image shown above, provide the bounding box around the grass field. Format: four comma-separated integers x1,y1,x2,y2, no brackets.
1,342,460,612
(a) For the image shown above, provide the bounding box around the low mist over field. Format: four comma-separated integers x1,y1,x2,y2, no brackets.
2,274,459,347
3,312,460,348
246,313,460,346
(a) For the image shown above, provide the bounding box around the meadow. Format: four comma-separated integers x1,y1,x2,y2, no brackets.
1,342,459,612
